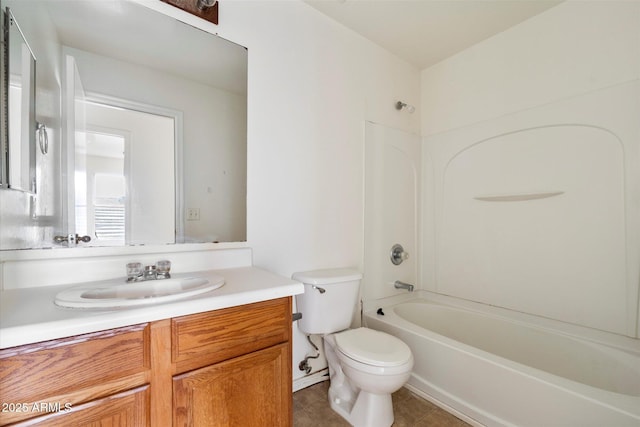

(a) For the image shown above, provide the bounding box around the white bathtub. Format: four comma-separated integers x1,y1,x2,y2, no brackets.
364,297,640,427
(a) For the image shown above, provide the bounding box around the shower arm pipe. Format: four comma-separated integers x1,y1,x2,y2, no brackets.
395,101,415,113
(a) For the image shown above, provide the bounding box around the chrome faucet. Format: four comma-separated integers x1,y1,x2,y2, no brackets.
143,265,157,280
394,280,414,292
126,260,171,282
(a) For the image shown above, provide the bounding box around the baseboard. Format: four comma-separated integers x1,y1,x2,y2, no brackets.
293,368,329,392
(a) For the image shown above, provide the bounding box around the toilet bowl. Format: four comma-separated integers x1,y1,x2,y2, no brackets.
292,268,414,427
324,328,413,427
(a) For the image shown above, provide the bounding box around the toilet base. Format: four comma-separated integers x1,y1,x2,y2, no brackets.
329,387,394,427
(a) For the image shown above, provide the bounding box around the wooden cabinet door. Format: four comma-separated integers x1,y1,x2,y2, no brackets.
10,386,149,427
173,343,291,427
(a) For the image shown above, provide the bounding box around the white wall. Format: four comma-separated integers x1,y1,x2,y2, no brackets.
420,1,640,337
211,0,421,273
209,0,420,380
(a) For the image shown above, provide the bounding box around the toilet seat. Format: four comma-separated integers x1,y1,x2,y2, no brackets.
334,327,412,367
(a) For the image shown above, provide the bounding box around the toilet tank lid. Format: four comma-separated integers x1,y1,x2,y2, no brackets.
291,268,362,285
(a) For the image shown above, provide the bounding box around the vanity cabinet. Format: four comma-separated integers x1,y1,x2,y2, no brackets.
0,297,293,427
171,297,292,426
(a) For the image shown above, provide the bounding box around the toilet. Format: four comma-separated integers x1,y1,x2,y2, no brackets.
293,268,413,427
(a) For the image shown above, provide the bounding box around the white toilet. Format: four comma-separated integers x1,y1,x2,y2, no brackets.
293,268,413,427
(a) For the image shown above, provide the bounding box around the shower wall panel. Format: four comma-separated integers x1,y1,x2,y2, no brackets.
423,82,640,337
363,122,421,301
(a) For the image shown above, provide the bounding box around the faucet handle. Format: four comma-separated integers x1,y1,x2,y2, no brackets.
390,244,409,265
156,260,171,279
126,262,143,282
53,234,92,245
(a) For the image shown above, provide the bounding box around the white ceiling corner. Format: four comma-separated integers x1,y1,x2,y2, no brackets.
304,0,563,70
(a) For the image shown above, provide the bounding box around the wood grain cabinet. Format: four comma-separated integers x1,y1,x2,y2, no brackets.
173,343,290,427
0,297,293,427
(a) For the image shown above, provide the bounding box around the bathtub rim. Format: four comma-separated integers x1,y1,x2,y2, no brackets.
363,290,640,355
363,293,640,420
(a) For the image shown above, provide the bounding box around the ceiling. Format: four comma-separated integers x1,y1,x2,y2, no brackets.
304,0,562,69
42,0,247,93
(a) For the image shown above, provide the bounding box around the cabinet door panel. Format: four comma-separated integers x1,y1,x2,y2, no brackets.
173,343,291,427
10,386,150,427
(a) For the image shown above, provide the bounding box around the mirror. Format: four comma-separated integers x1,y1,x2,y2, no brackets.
0,0,247,249
1,8,37,193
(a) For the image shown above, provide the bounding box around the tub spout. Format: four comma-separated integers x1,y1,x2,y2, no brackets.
394,280,414,292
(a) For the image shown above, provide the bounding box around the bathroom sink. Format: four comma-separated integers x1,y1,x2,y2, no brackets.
54,275,225,309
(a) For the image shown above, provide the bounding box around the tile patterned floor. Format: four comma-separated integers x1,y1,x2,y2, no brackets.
293,381,471,427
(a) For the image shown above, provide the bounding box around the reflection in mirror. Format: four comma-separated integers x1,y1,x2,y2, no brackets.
81,131,127,244
0,0,247,250
2,8,36,193
76,99,176,246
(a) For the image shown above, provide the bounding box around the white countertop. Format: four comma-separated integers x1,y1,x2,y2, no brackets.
0,266,304,349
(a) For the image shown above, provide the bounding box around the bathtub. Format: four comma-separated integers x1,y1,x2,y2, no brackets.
364,297,640,427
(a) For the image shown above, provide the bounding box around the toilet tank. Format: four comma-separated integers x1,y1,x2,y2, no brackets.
292,268,362,335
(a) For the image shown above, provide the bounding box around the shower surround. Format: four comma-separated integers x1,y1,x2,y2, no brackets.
363,2,640,424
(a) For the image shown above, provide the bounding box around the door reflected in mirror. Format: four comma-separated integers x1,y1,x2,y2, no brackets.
76,100,175,246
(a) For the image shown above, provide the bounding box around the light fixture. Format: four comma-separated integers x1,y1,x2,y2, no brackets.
395,101,415,114
162,0,219,24
197,0,217,11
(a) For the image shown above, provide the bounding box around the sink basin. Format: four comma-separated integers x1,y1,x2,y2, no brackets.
54,274,224,309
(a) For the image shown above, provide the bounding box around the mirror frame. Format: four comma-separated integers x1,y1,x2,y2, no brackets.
0,7,37,193
0,7,5,186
